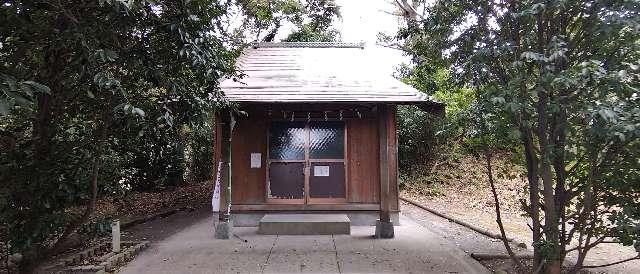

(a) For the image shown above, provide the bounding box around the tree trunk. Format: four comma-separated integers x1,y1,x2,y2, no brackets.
176,126,186,186
522,129,542,270
535,10,563,273
33,93,55,159
49,127,105,255
547,260,563,274
34,43,66,161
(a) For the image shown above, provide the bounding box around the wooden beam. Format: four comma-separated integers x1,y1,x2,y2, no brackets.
378,104,391,222
231,204,386,211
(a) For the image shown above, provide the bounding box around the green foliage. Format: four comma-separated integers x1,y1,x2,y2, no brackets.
0,0,216,262
237,0,340,42
0,73,50,115
284,0,340,42
284,23,341,42
395,64,475,171
186,115,216,183
393,0,640,271
1,1,340,266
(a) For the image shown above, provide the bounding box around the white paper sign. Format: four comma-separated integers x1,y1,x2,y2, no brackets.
314,165,330,177
211,161,222,212
250,153,261,168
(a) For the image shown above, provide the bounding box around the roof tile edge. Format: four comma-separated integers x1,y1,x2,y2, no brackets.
252,42,365,49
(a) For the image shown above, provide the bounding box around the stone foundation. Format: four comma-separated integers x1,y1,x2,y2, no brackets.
230,211,400,227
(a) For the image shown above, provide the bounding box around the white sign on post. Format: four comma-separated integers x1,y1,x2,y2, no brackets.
250,153,261,168
314,165,330,177
211,161,223,212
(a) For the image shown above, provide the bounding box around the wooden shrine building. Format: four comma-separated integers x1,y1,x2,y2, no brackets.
213,42,443,238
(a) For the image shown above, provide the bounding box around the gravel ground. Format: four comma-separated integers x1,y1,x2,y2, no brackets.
400,200,640,274
400,201,528,256
400,201,530,273
401,154,639,273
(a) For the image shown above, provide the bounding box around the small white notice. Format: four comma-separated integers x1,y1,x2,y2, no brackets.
250,153,261,168
314,165,330,177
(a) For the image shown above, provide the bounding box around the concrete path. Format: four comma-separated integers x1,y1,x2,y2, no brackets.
118,216,489,274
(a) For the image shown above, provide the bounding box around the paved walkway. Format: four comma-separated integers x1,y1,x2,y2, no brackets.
118,216,489,274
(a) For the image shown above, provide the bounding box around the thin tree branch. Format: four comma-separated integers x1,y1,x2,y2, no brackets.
394,0,424,21
581,255,640,269
485,149,526,270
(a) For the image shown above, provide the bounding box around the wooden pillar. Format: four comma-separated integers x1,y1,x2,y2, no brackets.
214,111,233,239
376,104,395,238
215,111,231,222
212,112,223,192
388,106,399,211
378,104,391,222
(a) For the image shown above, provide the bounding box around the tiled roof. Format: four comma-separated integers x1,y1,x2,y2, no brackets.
219,42,443,112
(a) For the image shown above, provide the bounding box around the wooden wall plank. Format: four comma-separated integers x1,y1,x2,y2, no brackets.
229,104,392,208
347,118,380,203
231,112,267,204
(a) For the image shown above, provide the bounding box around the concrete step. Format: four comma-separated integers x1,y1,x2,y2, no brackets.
258,214,351,235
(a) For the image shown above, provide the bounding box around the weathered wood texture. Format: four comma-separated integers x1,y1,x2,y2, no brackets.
346,118,380,203
217,112,231,221
232,204,383,211
219,43,444,115
212,113,223,189
388,105,399,211
227,104,398,211
231,113,268,204
378,105,390,221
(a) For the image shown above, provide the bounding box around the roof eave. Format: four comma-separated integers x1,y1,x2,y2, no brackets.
225,99,445,116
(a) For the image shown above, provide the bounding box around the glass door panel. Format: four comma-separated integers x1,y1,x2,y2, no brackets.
269,122,306,160
267,122,306,203
266,121,346,204
309,122,344,159
268,162,305,199
309,162,345,199
308,121,346,203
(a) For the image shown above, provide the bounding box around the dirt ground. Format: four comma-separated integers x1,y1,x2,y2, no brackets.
94,180,214,222
33,182,215,273
400,155,640,274
121,206,212,244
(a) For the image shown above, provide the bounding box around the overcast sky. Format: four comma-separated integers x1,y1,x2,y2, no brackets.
274,0,410,77
333,0,409,76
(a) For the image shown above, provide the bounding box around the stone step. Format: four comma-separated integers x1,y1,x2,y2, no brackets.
258,214,351,235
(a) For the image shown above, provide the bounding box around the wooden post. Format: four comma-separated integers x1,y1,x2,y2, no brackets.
212,112,223,208
375,104,394,238
218,111,231,222
379,105,391,222
388,105,399,211
212,113,223,186
214,111,233,239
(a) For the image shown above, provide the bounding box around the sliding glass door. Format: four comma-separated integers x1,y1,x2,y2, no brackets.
267,121,346,204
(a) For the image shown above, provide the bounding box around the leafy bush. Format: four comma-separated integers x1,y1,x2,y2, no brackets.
396,66,474,173
1,1,342,270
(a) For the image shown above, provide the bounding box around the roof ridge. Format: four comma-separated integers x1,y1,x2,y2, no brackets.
252,42,365,49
